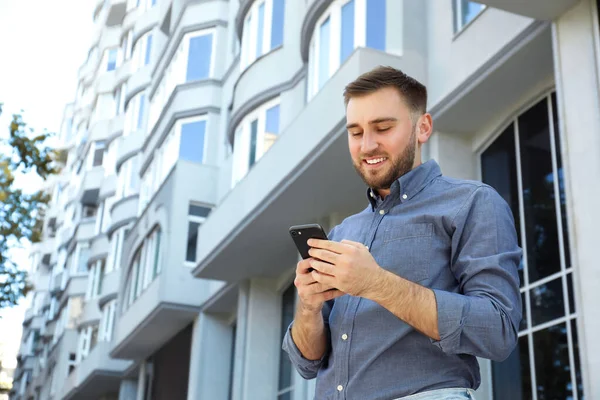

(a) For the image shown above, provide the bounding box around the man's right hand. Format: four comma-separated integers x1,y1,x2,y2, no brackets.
294,258,344,313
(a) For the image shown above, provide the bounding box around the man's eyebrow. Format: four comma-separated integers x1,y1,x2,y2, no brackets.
346,117,398,130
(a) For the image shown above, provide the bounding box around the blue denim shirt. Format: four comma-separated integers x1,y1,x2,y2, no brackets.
282,159,522,400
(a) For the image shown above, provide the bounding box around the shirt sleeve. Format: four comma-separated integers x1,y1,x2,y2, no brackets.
430,185,523,362
281,299,333,379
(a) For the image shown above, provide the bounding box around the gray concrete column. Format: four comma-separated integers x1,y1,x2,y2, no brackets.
427,131,477,181
552,0,600,397
118,379,138,400
187,313,234,400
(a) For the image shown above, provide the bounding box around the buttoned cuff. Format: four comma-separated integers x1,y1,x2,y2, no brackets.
281,322,327,379
429,289,470,354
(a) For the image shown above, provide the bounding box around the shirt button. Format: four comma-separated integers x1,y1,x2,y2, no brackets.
402,194,408,199
337,385,343,392
342,333,348,340
379,209,385,215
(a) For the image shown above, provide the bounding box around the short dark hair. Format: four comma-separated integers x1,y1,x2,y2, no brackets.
343,66,428,117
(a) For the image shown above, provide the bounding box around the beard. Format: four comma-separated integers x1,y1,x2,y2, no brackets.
352,127,417,191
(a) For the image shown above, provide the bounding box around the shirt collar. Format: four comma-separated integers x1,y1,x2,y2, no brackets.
366,159,442,210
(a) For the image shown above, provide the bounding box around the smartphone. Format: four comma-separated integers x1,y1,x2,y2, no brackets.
289,223,328,260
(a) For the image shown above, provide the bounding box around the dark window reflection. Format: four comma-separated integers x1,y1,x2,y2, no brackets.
530,278,565,327
567,273,575,315
278,284,296,393
481,124,523,285
518,99,561,283
533,323,572,400
492,335,532,400
571,320,585,400
520,292,527,332
551,93,572,269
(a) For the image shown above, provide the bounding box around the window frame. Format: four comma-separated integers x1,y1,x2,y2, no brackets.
453,0,486,34
177,115,209,165
184,204,211,267
240,0,285,71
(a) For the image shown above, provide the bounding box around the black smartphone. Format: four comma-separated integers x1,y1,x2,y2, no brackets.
289,223,328,260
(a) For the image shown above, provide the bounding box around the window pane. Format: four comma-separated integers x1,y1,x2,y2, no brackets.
461,0,484,28
340,0,355,64
137,94,146,130
520,292,527,331
318,17,330,89
551,93,571,269
256,2,265,59
566,273,575,315
570,320,584,400
153,229,161,277
78,248,90,274
270,0,285,49
249,119,258,167
145,34,153,65
481,124,523,285
186,221,200,262
278,284,295,391
533,323,572,400
107,49,118,71
179,120,207,163
518,99,561,283
492,335,531,400
93,148,104,167
186,34,213,82
188,204,211,218
366,0,386,51
264,104,280,154
530,277,565,327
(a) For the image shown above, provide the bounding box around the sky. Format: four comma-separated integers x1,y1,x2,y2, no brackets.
0,0,96,370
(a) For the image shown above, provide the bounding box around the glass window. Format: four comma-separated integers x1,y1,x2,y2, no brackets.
366,0,385,50
92,141,105,167
454,0,485,32
186,33,213,82
145,34,153,65
248,119,258,168
256,3,265,59
241,0,286,70
179,119,207,163
77,246,90,274
186,222,200,262
137,93,146,130
340,0,355,64
107,48,118,71
318,17,330,90
264,104,280,154
271,0,285,48
277,284,295,398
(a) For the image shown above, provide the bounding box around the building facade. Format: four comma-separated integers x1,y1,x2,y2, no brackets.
10,0,600,399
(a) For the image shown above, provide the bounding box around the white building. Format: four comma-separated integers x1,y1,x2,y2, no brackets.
11,0,600,399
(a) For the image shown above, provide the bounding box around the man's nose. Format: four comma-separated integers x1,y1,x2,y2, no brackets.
361,132,378,153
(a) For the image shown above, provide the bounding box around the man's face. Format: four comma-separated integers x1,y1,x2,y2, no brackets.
345,87,422,194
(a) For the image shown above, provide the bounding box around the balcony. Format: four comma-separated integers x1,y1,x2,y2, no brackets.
50,272,63,295
124,64,151,105
90,234,110,263
106,0,127,26
192,49,409,282
98,269,120,307
107,195,139,237
115,132,144,172
58,225,75,251
78,299,102,328
95,69,118,95
77,166,105,205
62,341,131,400
473,0,578,20
74,219,97,244
99,174,117,199
110,160,218,359
60,275,88,304
133,4,159,44
115,58,133,87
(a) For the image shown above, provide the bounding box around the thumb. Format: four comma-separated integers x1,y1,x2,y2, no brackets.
341,239,367,249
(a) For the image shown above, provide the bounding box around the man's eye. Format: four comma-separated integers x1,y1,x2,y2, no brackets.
350,131,362,136
377,127,391,132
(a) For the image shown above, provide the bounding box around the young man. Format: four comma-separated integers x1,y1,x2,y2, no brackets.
282,66,522,400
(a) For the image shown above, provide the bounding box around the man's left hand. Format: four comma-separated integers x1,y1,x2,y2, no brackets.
307,239,383,298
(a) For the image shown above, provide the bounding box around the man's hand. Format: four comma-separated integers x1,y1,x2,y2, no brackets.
307,239,383,298
294,258,345,314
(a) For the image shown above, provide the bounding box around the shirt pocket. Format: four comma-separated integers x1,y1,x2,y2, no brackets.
379,222,433,283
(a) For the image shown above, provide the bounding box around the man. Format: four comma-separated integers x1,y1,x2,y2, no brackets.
281,66,522,400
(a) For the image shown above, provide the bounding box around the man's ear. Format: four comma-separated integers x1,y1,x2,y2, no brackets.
417,113,433,145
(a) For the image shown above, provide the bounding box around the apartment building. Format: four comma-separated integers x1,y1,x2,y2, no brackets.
10,0,600,399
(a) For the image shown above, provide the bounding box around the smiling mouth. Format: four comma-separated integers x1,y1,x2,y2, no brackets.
363,157,388,166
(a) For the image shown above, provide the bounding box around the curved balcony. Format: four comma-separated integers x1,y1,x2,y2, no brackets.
229,47,302,143
93,0,105,21
99,174,117,200
107,194,139,237
58,225,75,251
89,119,112,143
106,0,127,26
122,7,142,34
235,0,254,39
300,0,330,62
78,300,102,329
90,234,110,263
109,113,125,141
78,60,97,88
76,166,104,206
124,65,151,106
115,132,144,172
132,6,159,45
98,269,120,308
60,275,88,304
74,219,97,244
115,58,133,87
142,79,221,165
95,70,118,95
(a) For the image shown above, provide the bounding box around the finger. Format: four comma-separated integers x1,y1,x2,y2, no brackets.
341,239,368,250
308,248,339,265
296,259,315,274
307,239,345,254
319,289,345,301
309,259,335,276
306,281,336,295
311,270,336,287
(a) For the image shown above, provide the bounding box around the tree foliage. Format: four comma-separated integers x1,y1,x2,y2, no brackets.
0,102,63,310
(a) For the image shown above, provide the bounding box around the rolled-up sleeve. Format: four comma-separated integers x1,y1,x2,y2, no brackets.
430,186,523,362
281,299,334,379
